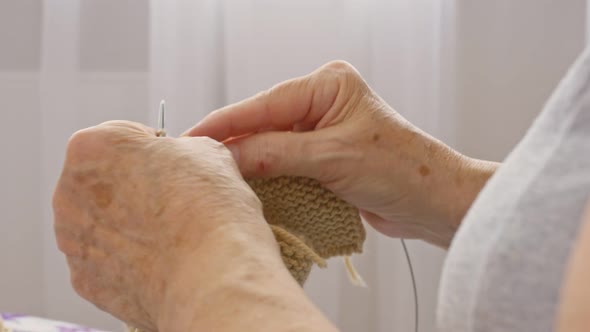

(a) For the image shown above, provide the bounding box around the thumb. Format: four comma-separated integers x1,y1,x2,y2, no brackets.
226,130,330,181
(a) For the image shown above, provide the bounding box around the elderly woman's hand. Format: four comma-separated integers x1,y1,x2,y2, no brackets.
52,121,284,331
185,61,497,247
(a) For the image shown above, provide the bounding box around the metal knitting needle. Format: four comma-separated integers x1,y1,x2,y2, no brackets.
156,99,166,137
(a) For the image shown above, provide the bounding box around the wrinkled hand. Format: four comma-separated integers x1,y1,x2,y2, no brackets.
52,121,278,331
185,61,475,247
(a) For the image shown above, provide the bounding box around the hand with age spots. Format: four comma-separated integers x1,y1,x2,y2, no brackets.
185,61,498,248
52,121,306,332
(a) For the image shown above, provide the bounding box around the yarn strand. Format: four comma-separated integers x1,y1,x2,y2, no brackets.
343,256,367,287
270,225,327,268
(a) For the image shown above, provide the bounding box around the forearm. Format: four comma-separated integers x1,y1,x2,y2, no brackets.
157,223,338,332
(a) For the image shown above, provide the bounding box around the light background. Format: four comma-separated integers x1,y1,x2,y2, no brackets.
0,1,586,331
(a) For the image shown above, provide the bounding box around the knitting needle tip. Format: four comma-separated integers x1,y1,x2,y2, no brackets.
157,99,166,137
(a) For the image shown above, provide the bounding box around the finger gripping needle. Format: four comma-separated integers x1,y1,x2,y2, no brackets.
157,100,166,137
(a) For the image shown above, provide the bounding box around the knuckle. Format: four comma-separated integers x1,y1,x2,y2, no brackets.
58,239,79,257
67,128,96,156
54,225,80,256
307,135,360,180
53,224,67,252
322,60,360,79
56,239,70,255
98,119,132,127
254,88,273,117
324,60,355,72
65,127,106,165
98,120,152,136
52,186,63,216
70,271,90,299
319,61,366,97
254,88,272,102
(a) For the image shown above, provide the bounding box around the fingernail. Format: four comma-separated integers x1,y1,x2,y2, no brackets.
226,143,239,162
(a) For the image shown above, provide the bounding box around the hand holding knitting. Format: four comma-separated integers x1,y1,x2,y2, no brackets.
185,61,496,247
52,121,284,331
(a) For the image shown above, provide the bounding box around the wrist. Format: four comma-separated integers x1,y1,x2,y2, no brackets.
156,219,285,331
159,250,337,332
364,112,499,247
432,152,498,240
397,128,498,247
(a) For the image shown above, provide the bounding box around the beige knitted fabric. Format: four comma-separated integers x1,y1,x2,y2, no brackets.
248,176,366,284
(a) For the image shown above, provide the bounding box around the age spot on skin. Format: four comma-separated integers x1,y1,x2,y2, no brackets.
91,182,113,208
73,169,99,185
372,133,380,142
419,165,431,177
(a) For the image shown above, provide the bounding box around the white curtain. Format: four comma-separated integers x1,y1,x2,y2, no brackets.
0,1,585,331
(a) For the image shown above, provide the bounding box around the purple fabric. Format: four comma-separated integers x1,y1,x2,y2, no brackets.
1,314,26,321
56,327,98,332
1,313,108,332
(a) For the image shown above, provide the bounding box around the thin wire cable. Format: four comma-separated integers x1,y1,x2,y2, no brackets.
401,238,418,332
